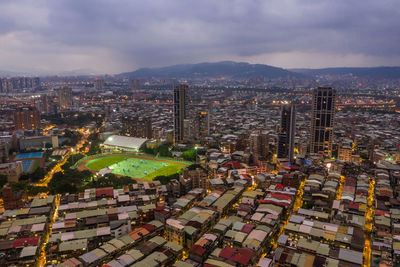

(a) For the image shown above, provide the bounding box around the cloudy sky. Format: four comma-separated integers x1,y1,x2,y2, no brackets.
1,0,399,74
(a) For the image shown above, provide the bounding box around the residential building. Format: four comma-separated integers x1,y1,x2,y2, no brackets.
182,168,208,190
95,77,105,90
121,116,152,139
58,86,72,110
130,79,142,91
14,105,40,130
19,135,59,150
250,131,269,159
0,162,23,183
338,144,352,162
2,186,28,210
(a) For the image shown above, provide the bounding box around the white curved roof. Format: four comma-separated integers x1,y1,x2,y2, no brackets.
103,135,147,150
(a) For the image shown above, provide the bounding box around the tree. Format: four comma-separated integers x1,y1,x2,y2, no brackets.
154,173,180,185
187,164,206,171
141,145,155,155
140,143,172,157
85,173,137,189
0,175,8,187
46,161,57,172
48,169,92,194
42,112,103,128
62,154,85,170
27,185,49,196
158,144,172,157
182,149,196,161
10,181,28,192
248,154,255,166
45,143,53,149
20,167,45,182
87,133,102,155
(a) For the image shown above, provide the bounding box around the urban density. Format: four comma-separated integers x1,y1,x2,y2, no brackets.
0,71,399,267
0,1,400,267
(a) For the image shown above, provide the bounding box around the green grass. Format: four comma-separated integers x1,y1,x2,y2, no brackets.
142,164,184,180
84,155,187,180
85,156,126,171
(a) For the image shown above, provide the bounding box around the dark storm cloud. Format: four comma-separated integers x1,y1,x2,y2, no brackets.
0,0,399,73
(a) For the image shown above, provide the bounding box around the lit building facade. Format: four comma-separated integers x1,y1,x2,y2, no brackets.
277,103,296,162
310,87,336,157
250,131,269,159
173,84,187,144
122,116,152,139
196,111,209,140
58,86,72,110
95,77,105,90
338,145,352,162
130,79,142,91
14,105,40,130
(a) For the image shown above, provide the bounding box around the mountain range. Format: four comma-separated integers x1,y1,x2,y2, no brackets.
291,66,400,79
118,61,301,80
118,61,400,80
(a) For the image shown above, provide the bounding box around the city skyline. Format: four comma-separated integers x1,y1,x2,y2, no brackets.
0,75,399,266
0,0,400,74
0,1,399,266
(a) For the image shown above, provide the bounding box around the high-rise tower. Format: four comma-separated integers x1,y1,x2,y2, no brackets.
95,77,105,90
196,111,209,140
277,103,296,162
58,86,72,110
130,79,142,91
310,87,336,157
173,84,187,144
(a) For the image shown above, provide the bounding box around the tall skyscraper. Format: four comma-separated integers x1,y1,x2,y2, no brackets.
250,130,269,159
310,87,336,157
0,77,39,92
196,111,209,140
277,103,296,162
141,118,153,139
130,79,142,91
95,77,105,90
173,84,187,144
58,86,72,110
1,78,12,93
14,105,41,130
37,94,55,115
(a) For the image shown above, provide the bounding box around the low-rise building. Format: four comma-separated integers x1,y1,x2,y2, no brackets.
0,161,22,183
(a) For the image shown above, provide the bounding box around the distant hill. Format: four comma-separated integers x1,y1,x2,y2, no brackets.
118,61,303,79
0,70,30,77
291,67,400,79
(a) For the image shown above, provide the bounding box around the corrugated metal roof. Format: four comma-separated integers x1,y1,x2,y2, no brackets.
338,248,363,265
19,246,37,258
59,239,87,252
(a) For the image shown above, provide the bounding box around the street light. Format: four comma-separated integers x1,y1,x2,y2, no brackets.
326,162,332,171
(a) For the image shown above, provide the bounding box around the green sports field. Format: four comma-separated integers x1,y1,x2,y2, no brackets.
83,154,189,181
